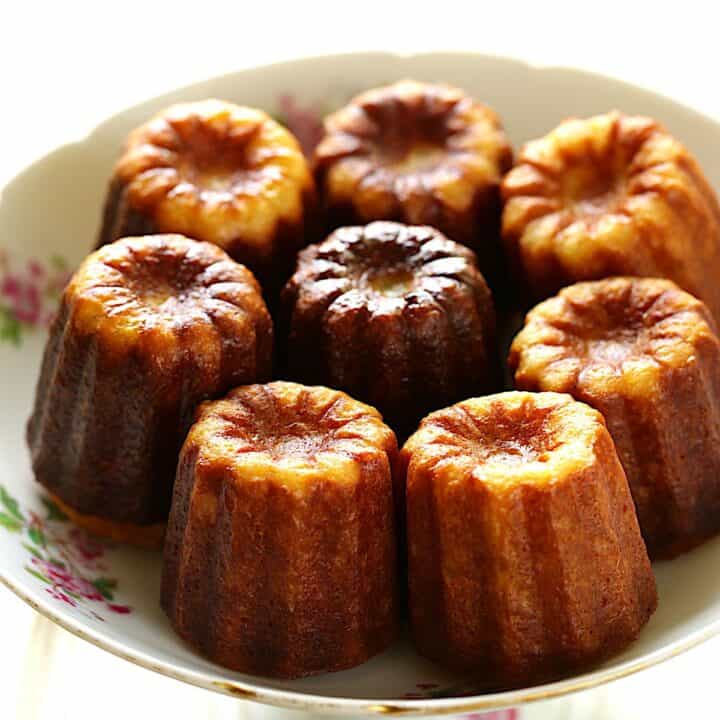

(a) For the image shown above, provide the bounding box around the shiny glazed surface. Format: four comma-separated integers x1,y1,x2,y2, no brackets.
282,221,499,437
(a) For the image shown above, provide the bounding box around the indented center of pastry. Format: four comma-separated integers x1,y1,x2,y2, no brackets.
193,165,243,192
341,224,423,294
171,115,260,194
368,105,451,171
263,425,329,459
481,439,543,466
560,162,623,215
367,268,415,297
137,286,177,308
571,315,643,367
179,154,249,194
455,403,560,471
121,255,204,309
388,142,447,173
586,336,635,365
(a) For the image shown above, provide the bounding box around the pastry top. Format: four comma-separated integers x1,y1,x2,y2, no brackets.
68,234,272,370
502,111,720,296
284,220,493,318
402,391,608,489
185,381,397,482
113,99,314,255
314,80,512,223
509,277,719,398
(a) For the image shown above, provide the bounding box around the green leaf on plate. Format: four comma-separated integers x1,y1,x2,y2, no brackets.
92,578,117,600
0,307,22,346
25,568,50,584
41,497,68,522
0,486,25,521
27,527,47,547
0,512,23,532
50,254,68,271
21,542,43,559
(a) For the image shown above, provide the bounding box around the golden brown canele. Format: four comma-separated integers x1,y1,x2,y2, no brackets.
97,99,316,300
161,381,398,678
501,111,720,318
27,235,272,547
510,277,720,558
402,391,657,686
282,221,499,438
313,80,513,291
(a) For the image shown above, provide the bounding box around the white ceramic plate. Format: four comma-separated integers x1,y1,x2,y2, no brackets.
2,52,720,717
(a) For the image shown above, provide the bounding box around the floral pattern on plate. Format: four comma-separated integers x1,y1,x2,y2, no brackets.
0,251,70,345
0,486,131,620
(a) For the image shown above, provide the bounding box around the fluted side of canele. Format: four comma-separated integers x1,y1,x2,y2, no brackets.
27,303,170,524
516,343,720,559
509,277,720,558
406,429,657,686
26,296,272,527
161,441,398,678
97,178,158,248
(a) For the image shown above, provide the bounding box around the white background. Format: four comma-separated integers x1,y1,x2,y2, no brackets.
2,1,719,717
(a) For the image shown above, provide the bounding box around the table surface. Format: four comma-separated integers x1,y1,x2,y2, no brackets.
2,1,718,716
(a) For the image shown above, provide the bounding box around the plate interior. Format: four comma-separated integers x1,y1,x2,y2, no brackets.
2,52,720,715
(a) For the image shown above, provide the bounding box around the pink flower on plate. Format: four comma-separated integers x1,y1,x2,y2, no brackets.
1,272,43,325
107,603,131,614
464,711,519,720
67,527,106,566
31,557,104,601
32,556,72,584
45,586,77,607
1,274,20,298
27,259,45,279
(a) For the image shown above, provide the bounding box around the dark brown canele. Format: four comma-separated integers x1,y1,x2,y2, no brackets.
313,80,513,292
510,276,720,558
97,99,316,302
402,391,657,687
26,235,272,547
282,221,500,438
161,381,398,678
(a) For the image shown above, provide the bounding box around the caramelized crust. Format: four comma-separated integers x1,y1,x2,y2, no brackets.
403,391,656,686
510,277,720,557
27,235,272,542
282,221,499,437
502,112,720,318
161,381,398,678
98,100,316,298
314,81,513,289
